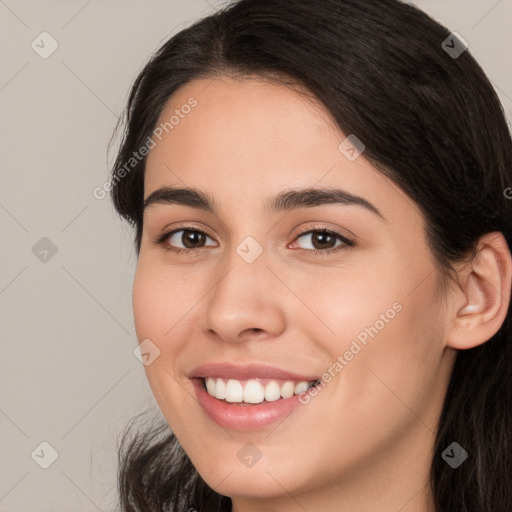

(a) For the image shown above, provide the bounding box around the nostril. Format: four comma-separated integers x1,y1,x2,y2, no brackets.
239,328,264,336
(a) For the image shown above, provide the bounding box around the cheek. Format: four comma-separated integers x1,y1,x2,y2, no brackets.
301,248,440,360
132,261,200,426
132,259,199,341
326,276,445,429
288,262,404,357
132,261,187,390
292,257,444,402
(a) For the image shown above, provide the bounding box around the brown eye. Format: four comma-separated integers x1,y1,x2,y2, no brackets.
163,229,217,250
181,230,207,248
293,229,354,254
310,231,337,250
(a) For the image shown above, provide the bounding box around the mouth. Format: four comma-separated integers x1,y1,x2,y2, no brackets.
188,362,322,430
200,377,320,405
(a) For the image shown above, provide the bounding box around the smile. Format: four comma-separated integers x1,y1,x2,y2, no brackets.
188,363,321,430
202,377,318,404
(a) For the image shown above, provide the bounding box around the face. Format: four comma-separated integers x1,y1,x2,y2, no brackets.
133,76,455,506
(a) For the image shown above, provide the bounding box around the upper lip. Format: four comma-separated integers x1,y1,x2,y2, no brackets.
187,363,319,382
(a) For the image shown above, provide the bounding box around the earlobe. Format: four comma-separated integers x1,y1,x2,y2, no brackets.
446,232,512,350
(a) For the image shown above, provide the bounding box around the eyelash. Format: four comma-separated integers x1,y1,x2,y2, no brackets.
154,225,355,257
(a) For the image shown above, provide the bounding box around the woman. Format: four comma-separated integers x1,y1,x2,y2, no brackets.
108,0,512,510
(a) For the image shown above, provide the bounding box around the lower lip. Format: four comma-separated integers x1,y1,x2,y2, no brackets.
191,379,307,431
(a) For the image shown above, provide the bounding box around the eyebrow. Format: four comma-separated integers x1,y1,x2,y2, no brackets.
143,186,385,219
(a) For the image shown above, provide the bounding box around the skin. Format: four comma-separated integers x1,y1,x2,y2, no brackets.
132,75,512,512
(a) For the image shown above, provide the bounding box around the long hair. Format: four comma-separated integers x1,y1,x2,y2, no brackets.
109,1,512,510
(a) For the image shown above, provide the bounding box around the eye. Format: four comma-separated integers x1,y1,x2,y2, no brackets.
291,228,354,255
154,225,355,256
155,228,217,253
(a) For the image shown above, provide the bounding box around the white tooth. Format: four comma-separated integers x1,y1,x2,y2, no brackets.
243,380,265,404
205,377,216,396
281,381,295,399
294,381,310,394
225,379,243,402
210,378,312,403
214,378,226,400
264,381,281,401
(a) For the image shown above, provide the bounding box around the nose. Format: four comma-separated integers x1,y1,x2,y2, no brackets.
202,246,287,344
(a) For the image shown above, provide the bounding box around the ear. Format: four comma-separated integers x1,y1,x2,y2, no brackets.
446,231,512,350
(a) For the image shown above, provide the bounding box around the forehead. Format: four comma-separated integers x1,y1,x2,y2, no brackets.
145,75,339,175
143,76,414,224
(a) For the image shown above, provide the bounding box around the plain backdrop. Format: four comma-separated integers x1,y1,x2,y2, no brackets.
0,0,511,510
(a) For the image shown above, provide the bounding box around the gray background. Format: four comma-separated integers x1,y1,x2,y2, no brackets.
1,0,511,510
